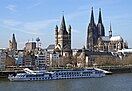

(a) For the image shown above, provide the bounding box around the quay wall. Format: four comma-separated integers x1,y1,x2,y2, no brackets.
103,67,132,74
0,70,24,78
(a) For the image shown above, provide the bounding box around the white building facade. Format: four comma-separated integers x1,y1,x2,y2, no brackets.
50,51,60,67
0,49,6,69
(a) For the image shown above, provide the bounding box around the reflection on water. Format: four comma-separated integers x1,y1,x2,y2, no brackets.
0,73,132,91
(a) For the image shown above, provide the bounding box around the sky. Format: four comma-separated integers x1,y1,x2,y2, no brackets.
0,0,132,49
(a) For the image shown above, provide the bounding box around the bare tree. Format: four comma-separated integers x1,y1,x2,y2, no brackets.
94,56,121,66
123,55,132,65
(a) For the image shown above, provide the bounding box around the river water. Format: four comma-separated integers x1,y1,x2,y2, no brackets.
0,73,132,91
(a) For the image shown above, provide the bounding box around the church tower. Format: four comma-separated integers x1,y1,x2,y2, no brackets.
97,8,105,37
87,7,98,51
55,16,71,56
109,23,112,38
9,33,17,50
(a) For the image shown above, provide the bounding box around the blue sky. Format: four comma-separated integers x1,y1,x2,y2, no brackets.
0,0,132,49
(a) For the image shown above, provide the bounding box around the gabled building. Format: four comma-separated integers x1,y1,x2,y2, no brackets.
47,44,55,53
16,51,23,66
23,51,35,66
35,51,50,69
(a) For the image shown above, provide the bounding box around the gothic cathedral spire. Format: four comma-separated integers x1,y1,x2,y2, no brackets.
97,8,105,37
90,7,95,25
87,7,98,51
98,8,102,24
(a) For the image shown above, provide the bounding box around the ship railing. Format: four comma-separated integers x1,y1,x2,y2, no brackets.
23,68,36,75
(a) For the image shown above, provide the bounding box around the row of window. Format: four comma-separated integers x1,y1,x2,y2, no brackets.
56,72,80,75
95,71,103,74
26,74,44,77
59,74,91,77
30,77,51,80
56,71,94,75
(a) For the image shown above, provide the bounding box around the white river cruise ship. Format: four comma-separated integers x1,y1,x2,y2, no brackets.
8,68,105,81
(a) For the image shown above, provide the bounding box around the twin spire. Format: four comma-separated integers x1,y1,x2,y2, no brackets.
90,7,95,24
89,7,112,37
90,7,103,25
98,8,102,24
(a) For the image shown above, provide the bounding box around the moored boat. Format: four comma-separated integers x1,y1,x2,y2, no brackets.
8,68,105,81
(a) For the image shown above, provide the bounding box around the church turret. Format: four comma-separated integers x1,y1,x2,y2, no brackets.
82,46,85,53
12,33,17,43
68,25,71,35
68,25,71,49
109,23,112,38
55,25,58,46
97,8,105,37
9,33,17,50
12,33,17,50
81,46,86,67
87,7,98,51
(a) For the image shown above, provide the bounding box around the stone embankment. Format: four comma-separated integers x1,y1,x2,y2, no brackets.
0,70,24,78
103,67,132,74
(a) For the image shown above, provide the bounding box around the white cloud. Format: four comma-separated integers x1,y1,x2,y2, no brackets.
1,19,58,35
71,28,79,33
27,0,42,9
66,9,88,22
28,2,41,9
6,4,16,12
3,19,21,27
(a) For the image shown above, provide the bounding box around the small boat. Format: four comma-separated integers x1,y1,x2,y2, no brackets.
8,68,105,81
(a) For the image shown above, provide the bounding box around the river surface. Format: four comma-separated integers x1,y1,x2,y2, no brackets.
0,73,132,91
